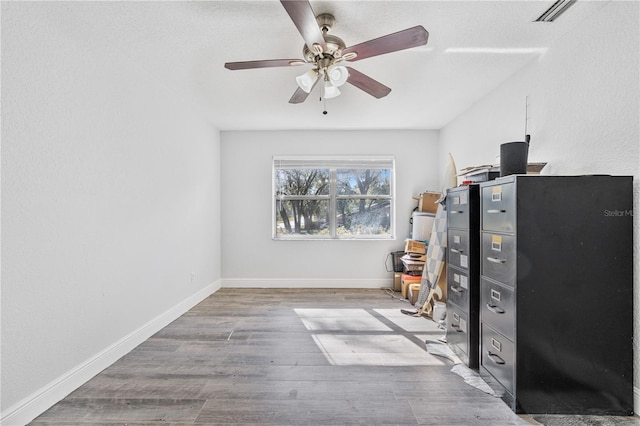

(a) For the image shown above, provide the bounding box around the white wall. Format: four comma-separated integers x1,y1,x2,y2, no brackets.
439,2,639,177
1,3,222,423
2,0,638,423
220,130,440,288
438,0,640,410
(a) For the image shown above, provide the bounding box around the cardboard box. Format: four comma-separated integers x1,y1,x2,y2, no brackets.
404,240,426,255
413,191,441,214
393,272,402,292
408,283,422,305
401,274,422,298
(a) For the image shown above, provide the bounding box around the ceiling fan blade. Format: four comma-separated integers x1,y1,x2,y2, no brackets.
345,67,391,99
280,0,326,53
343,26,429,62
225,59,306,70
289,76,320,104
289,87,312,104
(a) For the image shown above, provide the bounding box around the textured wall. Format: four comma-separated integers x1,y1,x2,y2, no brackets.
438,0,640,410
439,2,639,176
1,2,222,419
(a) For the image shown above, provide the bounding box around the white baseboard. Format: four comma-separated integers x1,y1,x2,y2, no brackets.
0,280,221,426
4,278,637,424
222,278,392,289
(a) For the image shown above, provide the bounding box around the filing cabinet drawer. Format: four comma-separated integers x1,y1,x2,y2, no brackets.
447,266,470,309
448,229,470,270
447,189,471,229
482,182,516,232
447,304,469,356
482,323,515,395
481,232,516,286
480,277,515,340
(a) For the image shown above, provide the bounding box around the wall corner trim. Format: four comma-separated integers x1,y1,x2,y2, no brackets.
1,280,222,426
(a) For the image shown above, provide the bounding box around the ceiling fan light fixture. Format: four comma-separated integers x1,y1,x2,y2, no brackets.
327,65,348,87
323,81,341,99
296,69,318,93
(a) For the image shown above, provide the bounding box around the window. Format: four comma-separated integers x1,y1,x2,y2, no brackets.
273,155,395,240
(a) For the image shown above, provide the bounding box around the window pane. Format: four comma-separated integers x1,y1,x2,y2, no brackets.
273,156,394,240
275,169,330,196
336,169,391,196
275,199,331,237
336,198,391,237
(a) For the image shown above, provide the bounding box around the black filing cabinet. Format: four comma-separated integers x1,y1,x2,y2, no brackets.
479,175,633,415
446,184,480,368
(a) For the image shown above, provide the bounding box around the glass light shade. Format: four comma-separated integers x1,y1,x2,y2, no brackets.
323,82,341,99
327,65,348,87
295,69,318,93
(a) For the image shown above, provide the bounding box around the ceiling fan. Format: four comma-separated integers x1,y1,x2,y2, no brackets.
224,0,429,104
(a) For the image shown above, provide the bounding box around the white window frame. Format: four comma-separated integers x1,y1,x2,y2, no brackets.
272,155,396,240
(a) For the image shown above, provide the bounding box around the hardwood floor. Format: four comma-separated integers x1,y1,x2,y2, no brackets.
30,288,639,425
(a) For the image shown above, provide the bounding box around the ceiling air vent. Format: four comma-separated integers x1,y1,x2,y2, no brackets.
534,0,577,22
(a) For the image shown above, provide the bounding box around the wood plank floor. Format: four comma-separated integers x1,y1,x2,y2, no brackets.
30,288,639,425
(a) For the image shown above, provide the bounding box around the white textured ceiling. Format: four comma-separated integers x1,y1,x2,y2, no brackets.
56,1,605,130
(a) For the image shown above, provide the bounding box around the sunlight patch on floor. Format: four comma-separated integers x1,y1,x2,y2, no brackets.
294,308,445,366
294,308,392,331
311,334,445,366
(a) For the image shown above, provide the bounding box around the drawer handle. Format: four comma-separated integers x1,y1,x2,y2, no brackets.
451,324,464,333
486,303,505,314
450,248,464,254
487,256,506,264
486,209,507,214
450,210,464,214
487,351,506,365
450,286,463,294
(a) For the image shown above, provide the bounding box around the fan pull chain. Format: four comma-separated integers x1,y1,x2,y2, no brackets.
320,86,328,115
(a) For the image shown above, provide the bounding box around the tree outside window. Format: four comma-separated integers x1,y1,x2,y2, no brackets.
273,156,394,240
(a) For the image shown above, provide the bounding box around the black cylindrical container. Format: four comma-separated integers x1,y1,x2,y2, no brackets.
500,141,529,177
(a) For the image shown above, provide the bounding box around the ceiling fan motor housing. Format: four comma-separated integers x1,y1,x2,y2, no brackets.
316,13,335,31
303,34,346,62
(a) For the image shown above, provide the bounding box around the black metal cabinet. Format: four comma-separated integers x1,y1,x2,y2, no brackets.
479,175,634,415
446,184,480,368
